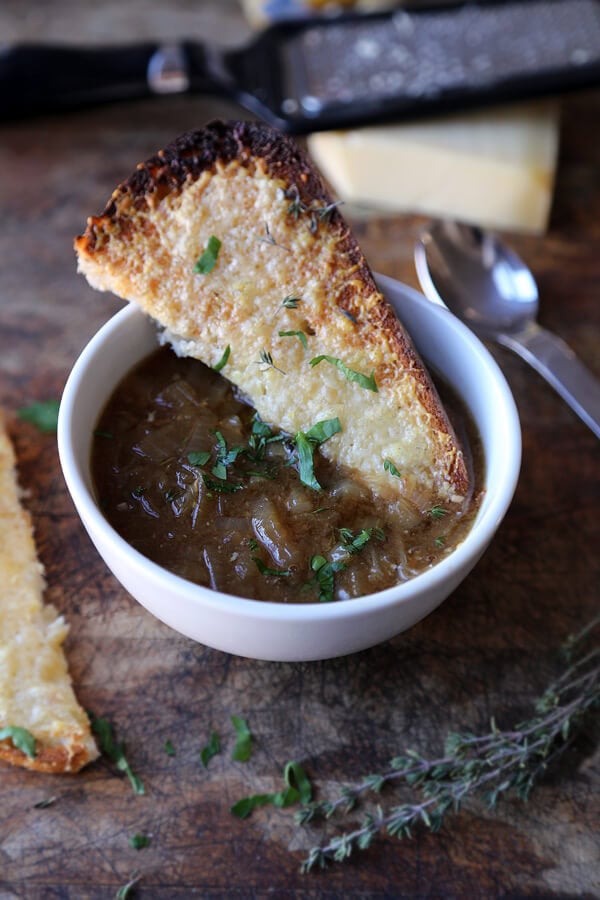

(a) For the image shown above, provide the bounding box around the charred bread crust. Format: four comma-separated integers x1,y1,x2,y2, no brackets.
0,736,93,774
76,120,469,506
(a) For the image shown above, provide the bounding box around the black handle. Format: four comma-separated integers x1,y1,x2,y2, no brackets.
0,43,163,119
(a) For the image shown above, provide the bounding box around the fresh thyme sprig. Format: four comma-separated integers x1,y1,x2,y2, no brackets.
284,185,343,234
298,615,600,871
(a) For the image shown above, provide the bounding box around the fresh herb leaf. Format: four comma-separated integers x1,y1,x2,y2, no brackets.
310,355,378,393
164,739,176,757
213,344,231,372
194,235,221,274
429,506,448,519
231,716,253,762
0,726,36,759
248,538,259,551
231,760,313,819
281,294,302,310
88,712,145,796
252,557,292,577
129,833,150,851
283,760,313,805
258,349,286,375
188,451,211,467
202,474,244,493
310,556,346,603
295,431,321,491
294,418,342,491
17,399,60,433
279,330,308,349
94,429,114,439
231,793,273,819
258,223,290,252
115,872,141,899
132,486,145,498
200,731,221,768
339,527,383,555
435,536,446,548
305,418,342,444
33,796,57,809
383,459,402,478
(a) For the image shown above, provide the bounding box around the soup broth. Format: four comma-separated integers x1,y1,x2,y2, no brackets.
92,348,483,603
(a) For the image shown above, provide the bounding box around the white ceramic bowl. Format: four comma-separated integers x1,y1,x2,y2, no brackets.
58,274,521,661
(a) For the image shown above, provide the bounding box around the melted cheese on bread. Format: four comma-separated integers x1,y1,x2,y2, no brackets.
76,121,468,512
0,414,98,773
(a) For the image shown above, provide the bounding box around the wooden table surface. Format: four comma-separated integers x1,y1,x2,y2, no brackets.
1,2,599,898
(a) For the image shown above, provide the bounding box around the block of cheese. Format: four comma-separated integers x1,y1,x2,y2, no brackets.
308,102,560,234
0,412,98,773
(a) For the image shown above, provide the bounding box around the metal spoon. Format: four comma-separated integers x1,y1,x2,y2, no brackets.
415,220,600,438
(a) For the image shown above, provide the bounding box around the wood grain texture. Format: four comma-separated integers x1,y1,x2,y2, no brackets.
0,2,599,897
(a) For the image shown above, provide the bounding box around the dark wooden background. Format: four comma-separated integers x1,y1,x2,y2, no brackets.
0,2,598,897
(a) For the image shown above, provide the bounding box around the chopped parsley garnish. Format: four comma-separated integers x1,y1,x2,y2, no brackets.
212,430,243,479
294,417,342,491
164,739,176,757
309,555,346,603
188,450,211,467
200,731,221,768
202,474,244,493
231,760,313,819
0,726,36,758
429,505,448,519
129,833,150,851
193,235,221,274
435,535,446,547
213,344,231,372
132,485,145,498
252,556,292,577
33,796,57,809
309,355,378,393
383,459,402,478
17,399,60,433
339,526,384,555
115,873,141,899
231,716,253,762
279,329,308,349
88,712,145,796
295,431,321,491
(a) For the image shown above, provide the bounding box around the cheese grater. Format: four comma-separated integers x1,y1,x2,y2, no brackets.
2,0,600,132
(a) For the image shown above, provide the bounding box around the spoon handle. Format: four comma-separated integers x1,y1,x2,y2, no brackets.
498,323,600,438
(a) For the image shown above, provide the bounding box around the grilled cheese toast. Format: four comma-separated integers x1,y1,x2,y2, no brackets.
75,120,468,512
0,413,98,773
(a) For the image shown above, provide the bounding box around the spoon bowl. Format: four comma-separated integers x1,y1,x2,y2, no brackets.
415,220,600,438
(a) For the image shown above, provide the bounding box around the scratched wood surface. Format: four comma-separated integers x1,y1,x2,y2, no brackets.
0,2,599,898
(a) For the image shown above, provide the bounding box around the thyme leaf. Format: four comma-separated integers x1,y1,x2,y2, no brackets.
258,350,286,375
310,356,378,393
194,235,221,274
297,615,600,870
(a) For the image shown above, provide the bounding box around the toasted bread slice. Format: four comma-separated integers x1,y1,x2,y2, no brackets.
0,413,98,773
75,120,468,510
